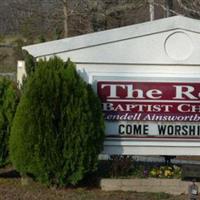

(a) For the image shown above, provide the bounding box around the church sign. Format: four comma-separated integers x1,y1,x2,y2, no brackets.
22,16,200,155
98,81,200,139
98,81,200,122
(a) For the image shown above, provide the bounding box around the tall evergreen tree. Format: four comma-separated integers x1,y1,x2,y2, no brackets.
0,78,19,166
23,50,36,76
9,57,105,186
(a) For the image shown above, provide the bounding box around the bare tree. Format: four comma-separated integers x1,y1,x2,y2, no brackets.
165,0,174,17
60,0,96,36
177,0,200,16
62,0,68,37
149,0,155,21
3,0,200,40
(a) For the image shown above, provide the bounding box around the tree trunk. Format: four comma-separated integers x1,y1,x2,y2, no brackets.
148,0,155,21
165,0,173,17
63,0,68,37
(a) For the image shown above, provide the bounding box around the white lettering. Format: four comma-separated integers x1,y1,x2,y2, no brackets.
146,89,162,99
101,84,126,98
126,85,144,99
102,103,114,111
173,85,198,99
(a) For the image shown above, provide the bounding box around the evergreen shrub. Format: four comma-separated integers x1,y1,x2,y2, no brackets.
0,78,19,166
9,57,105,186
23,50,36,76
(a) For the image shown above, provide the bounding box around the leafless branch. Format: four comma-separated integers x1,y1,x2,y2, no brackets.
177,0,200,15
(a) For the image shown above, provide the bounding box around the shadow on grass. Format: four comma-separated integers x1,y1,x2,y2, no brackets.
0,167,20,178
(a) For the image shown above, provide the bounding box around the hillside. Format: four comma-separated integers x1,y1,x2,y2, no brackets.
0,0,199,73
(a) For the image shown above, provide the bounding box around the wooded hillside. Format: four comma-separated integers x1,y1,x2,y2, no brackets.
1,0,200,38
0,0,200,73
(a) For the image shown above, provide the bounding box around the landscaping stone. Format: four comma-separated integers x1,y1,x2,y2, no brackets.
100,178,200,195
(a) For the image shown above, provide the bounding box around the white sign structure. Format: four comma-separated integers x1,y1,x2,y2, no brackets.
21,16,200,156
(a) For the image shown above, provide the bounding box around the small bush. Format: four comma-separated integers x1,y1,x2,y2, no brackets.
130,163,150,178
0,78,19,166
9,57,105,186
110,155,134,177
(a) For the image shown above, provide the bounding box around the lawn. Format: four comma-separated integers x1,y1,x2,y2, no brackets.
0,161,189,200
0,176,187,200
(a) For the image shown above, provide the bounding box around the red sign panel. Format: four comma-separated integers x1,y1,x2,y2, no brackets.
97,81,200,122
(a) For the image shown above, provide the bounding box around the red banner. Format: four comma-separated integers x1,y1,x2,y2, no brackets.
97,81,200,122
